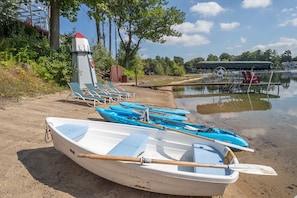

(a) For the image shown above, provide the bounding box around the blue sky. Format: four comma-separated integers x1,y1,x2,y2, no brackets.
60,0,297,62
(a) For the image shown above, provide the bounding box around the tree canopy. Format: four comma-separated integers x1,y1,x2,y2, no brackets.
109,0,185,68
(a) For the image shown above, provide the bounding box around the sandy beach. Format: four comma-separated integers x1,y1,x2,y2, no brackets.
0,84,295,198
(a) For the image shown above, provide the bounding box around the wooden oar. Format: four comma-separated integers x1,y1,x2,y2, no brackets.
137,120,255,152
77,153,277,176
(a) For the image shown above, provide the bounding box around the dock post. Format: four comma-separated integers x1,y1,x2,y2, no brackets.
267,71,274,93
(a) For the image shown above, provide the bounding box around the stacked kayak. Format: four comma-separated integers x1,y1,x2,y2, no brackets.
96,107,249,148
109,105,188,121
119,102,190,116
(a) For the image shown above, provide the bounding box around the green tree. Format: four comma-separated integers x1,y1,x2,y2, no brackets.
92,42,115,73
263,49,273,61
83,1,110,46
238,51,253,61
219,53,232,61
184,57,204,73
109,0,185,68
173,56,184,66
39,0,81,49
271,50,280,68
117,41,137,68
171,61,185,76
129,55,144,85
0,1,19,38
206,54,219,61
281,50,292,62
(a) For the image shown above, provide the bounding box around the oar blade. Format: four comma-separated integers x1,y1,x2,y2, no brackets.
214,139,255,152
229,164,277,175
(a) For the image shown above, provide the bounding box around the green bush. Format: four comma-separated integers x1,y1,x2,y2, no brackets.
0,33,73,86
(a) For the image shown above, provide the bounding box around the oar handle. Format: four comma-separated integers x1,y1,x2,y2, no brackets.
78,154,141,162
78,153,228,168
145,158,227,168
77,153,277,175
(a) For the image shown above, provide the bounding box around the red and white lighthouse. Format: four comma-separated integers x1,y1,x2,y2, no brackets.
71,32,97,89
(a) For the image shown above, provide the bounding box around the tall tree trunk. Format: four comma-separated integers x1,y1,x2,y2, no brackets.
49,1,60,50
96,19,100,44
114,22,118,62
108,18,112,56
101,14,105,47
95,7,101,44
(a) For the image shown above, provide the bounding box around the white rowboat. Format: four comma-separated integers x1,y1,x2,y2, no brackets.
45,117,276,196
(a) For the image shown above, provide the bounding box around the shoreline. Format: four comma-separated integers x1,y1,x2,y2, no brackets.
0,85,287,197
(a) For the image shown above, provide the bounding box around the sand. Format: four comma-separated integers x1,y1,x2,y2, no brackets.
0,85,295,198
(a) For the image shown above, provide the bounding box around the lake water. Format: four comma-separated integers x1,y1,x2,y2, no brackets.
173,70,297,197
174,71,297,135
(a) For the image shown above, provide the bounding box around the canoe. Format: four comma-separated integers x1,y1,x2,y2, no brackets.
96,108,249,148
119,101,190,116
45,117,239,196
109,105,188,121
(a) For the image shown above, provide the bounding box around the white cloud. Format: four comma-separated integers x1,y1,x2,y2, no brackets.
279,18,297,27
194,20,214,33
281,8,294,13
164,34,210,47
242,0,272,9
240,37,247,43
220,22,240,31
190,2,225,17
251,37,297,54
174,20,214,34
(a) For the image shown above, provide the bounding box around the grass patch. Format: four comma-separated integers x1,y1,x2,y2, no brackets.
0,65,64,102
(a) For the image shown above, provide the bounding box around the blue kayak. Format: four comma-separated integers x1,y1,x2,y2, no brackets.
96,108,249,148
109,105,188,121
119,102,190,116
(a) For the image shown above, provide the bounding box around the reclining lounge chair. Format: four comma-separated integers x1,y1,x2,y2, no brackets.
96,82,128,100
85,83,121,103
67,82,106,107
106,81,135,98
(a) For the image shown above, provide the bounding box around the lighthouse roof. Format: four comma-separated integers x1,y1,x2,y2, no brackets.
74,32,86,39
71,32,90,52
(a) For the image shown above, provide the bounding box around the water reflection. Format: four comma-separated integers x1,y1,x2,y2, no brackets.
174,70,297,115
196,93,275,114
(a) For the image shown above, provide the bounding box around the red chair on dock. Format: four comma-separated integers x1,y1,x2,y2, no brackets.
247,71,260,83
241,71,260,83
241,71,249,83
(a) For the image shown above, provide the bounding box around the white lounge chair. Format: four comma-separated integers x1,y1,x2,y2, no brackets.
96,82,128,99
106,81,135,98
85,83,121,103
67,82,106,107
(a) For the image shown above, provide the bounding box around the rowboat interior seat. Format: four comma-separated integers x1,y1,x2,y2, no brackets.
56,124,89,141
192,143,230,175
107,133,149,157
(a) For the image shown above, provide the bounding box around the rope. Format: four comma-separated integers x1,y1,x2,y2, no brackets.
44,125,53,143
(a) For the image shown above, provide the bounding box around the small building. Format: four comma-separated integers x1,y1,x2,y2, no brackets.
110,65,123,82
196,61,274,71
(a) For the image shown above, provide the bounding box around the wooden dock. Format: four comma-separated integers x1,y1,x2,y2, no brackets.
139,81,281,89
